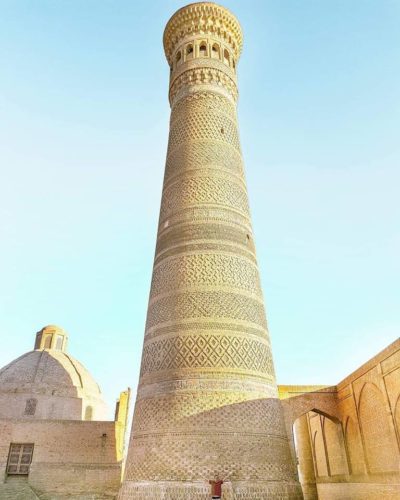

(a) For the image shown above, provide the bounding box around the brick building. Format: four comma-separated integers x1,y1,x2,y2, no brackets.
279,338,400,499
0,2,398,499
0,325,130,499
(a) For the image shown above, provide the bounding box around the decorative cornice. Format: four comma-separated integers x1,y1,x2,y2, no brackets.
169,67,238,106
170,56,237,87
163,2,243,66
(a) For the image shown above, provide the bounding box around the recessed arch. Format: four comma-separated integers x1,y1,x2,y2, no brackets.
358,382,399,473
344,416,365,475
186,43,194,60
211,43,220,59
292,414,317,498
24,398,37,416
293,406,341,425
394,394,400,440
313,428,328,477
356,381,382,411
223,48,230,65
175,51,182,67
199,41,207,56
324,414,348,475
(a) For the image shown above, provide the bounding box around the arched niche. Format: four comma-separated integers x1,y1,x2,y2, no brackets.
211,43,220,59
394,395,400,442
199,41,207,57
323,415,348,475
344,416,365,475
223,48,230,65
358,382,399,473
313,428,328,477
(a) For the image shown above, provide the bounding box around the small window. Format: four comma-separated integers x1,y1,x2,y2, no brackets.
44,335,52,349
176,51,182,66
55,335,63,350
24,398,37,416
233,59,236,69
211,43,220,59
223,49,230,65
34,334,41,350
199,43,207,56
7,443,34,475
85,406,93,421
186,44,194,59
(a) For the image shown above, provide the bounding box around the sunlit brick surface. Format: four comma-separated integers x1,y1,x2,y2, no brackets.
119,2,301,498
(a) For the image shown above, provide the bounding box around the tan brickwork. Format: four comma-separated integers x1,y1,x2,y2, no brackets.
0,420,121,498
0,328,130,499
0,325,108,421
0,4,396,499
293,414,318,500
119,2,301,498
279,338,400,499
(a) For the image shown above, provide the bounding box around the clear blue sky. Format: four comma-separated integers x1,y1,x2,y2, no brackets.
1,1,399,414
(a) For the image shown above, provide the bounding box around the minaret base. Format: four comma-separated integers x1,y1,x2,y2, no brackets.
118,480,303,499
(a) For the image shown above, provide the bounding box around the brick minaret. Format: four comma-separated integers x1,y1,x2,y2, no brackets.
119,3,301,498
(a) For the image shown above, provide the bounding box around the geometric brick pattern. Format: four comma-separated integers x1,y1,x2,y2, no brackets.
170,91,236,123
160,175,249,220
140,334,274,376
169,67,238,105
158,205,252,233
145,290,267,331
120,3,301,498
150,254,261,297
132,393,287,435
155,222,254,258
168,109,240,152
154,241,257,267
165,139,244,183
126,433,297,482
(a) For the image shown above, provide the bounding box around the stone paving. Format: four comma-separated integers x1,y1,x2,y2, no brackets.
0,477,40,499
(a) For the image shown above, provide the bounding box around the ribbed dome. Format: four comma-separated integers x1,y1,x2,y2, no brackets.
0,350,102,398
0,326,109,421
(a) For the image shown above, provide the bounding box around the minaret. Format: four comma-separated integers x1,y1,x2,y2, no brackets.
120,3,301,498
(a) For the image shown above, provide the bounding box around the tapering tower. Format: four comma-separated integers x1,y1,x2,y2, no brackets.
120,3,301,498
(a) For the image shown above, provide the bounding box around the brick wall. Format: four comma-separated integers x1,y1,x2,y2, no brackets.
279,338,400,499
0,419,122,498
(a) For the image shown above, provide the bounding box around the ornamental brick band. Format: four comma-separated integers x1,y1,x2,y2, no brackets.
119,3,301,498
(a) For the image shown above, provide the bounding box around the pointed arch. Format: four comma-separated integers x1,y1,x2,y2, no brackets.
175,51,182,67
358,382,399,473
292,413,316,495
324,415,348,475
199,41,207,57
344,416,365,475
394,394,400,447
223,48,230,65
312,431,318,476
186,43,194,60
211,43,220,59
313,427,328,477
